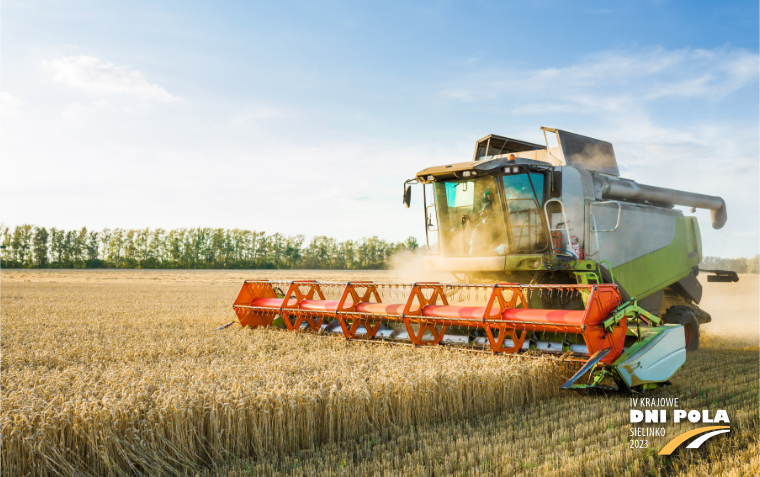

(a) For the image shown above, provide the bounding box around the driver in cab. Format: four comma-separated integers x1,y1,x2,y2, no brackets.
469,189,505,256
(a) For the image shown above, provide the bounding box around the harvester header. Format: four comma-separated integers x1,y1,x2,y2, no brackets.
233,279,686,392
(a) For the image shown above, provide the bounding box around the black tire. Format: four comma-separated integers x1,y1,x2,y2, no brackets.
662,306,700,351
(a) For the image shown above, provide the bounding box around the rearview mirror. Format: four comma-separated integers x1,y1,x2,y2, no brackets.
403,184,412,208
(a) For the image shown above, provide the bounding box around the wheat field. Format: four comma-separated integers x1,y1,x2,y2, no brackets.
1,270,758,476
2,270,562,476
210,335,759,477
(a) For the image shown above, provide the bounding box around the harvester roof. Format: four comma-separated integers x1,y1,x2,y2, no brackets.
414,156,550,183
416,128,622,181
471,134,545,161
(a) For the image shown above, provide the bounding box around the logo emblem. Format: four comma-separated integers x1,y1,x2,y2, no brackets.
659,426,731,455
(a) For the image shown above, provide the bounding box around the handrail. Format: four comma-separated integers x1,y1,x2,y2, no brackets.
590,201,622,232
589,201,622,258
598,260,615,285
422,183,439,252
543,198,572,251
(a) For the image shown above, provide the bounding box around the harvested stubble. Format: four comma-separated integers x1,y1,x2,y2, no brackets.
1,275,564,477
210,338,760,476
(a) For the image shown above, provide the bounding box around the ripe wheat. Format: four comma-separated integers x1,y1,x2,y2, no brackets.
210,338,760,476
1,274,563,476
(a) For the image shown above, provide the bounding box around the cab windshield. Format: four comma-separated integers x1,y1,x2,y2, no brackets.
433,176,507,256
502,172,549,252
432,172,548,256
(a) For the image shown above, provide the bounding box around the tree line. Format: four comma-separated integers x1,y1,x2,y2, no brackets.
700,255,760,274
2,224,757,273
0,225,420,270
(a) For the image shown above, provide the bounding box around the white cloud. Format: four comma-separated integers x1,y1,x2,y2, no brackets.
42,55,176,102
230,107,289,126
439,48,759,107
1,91,22,111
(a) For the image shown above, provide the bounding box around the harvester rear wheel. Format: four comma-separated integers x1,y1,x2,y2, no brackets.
662,306,700,351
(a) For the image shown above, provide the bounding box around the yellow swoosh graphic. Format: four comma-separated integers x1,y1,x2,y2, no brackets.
659,426,731,455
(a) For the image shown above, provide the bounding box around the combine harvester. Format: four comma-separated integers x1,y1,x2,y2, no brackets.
233,128,737,392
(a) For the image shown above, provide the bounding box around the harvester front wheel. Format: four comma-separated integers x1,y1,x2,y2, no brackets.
662,306,700,351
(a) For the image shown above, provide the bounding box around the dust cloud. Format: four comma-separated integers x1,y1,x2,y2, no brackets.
387,250,454,283
699,274,759,346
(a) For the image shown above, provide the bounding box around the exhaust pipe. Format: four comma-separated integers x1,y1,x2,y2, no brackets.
595,176,727,229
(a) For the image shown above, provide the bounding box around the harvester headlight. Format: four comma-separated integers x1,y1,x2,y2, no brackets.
462,171,471,177
427,175,434,181
512,166,520,173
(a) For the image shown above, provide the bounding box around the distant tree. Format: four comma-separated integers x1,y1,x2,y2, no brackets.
73,227,87,267
124,229,138,267
49,228,64,267
33,227,49,268
63,230,76,268
147,228,165,268
0,224,12,267
255,233,270,268
701,256,750,274
357,237,386,269
98,229,111,263
11,225,34,268
746,255,760,274
210,228,226,267
86,231,100,265
134,228,150,267
304,236,336,269
107,229,124,268
284,235,304,269
340,240,356,269
403,236,419,251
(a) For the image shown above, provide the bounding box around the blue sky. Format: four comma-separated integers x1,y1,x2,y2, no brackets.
2,0,758,257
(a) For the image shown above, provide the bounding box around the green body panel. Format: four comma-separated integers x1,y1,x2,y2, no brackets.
686,216,703,263
503,254,602,272
503,255,543,271
609,216,700,300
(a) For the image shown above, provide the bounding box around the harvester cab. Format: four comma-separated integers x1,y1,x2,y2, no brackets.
231,127,735,393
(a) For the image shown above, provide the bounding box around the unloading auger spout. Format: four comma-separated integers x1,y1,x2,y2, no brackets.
233,280,687,392
593,175,727,229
